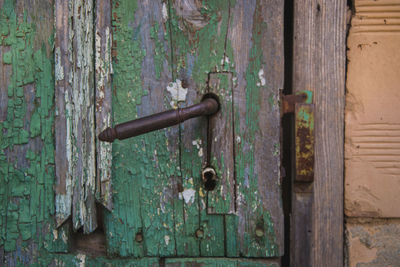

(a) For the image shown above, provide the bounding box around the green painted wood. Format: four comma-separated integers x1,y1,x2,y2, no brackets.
54,0,98,234
104,0,177,257
39,254,159,266
207,72,236,215
224,0,284,257
165,258,280,267
0,0,71,265
106,0,284,258
167,0,233,257
95,0,113,211
0,0,284,263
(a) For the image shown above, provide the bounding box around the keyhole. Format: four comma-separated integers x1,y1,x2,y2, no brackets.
202,167,217,191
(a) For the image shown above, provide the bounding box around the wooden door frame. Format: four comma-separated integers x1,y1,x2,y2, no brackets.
289,0,346,266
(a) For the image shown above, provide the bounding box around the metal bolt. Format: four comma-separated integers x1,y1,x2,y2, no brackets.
255,227,264,237
135,232,143,243
195,229,204,238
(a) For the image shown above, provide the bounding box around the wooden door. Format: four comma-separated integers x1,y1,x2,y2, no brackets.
100,0,284,260
0,0,286,265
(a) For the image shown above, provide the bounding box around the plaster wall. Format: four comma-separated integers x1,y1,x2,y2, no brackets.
345,0,400,265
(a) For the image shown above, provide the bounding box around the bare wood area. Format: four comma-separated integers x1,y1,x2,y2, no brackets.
292,0,346,266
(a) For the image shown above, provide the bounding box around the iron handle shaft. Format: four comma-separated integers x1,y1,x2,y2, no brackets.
98,98,219,142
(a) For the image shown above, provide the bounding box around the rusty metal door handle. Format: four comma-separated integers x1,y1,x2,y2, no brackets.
98,97,219,142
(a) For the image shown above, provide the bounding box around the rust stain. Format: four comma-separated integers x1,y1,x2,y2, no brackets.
295,104,315,182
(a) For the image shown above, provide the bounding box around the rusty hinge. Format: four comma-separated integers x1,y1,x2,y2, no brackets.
282,91,315,183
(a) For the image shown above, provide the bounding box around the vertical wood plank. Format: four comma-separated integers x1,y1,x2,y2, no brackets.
54,0,72,228
167,0,232,256
225,0,284,257
292,0,346,265
207,72,236,215
95,0,113,210
55,0,97,234
105,0,177,257
0,0,69,264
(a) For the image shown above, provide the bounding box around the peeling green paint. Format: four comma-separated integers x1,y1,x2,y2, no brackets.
150,22,165,80
0,0,283,263
226,1,280,257
104,0,176,258
0,0,65,263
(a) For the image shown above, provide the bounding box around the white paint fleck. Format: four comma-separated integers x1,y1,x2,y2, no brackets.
182,188,196,204
55,47,64,81
236,136,241,144
164,235,170,245
225,56,230,65
162,3,168,20
192,139,203,157
76,254,86,267
232,77,238,86
258,68,266,86
166,79,188,108
53,229,58,241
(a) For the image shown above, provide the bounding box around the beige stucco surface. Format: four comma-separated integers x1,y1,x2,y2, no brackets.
345,0,400,218
346,219,400,267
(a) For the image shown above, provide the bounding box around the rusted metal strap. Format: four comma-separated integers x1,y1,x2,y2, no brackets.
282,91,315,182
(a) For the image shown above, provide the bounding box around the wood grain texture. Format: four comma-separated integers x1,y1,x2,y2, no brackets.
0,0,70,265
54,0,97,234
104,0,284,258
104,0,177,257
292,0,346,265
207,73,235,214
226,0,284,257
169,0,284,257
95,0,113,211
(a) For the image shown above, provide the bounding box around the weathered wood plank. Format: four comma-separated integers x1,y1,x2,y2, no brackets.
54,0,72,229
95,0,113,210
54,0,97,234
207,72,236,214
167,0,232,256
166,258,280,267
104,0,177,257
292,0,346,265
41,254,159,266
0,0,69,264
225,0,284,257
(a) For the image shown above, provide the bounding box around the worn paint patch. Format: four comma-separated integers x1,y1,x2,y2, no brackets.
95,19,113,210
55,47,64,81
54,0,98,234
181,188,196,205
257,68,266,86
166,79,188,108
192,139,203,157
76,253,86,267
162,2,168,21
